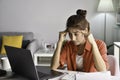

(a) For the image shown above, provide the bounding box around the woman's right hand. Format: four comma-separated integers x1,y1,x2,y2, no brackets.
58,30,67,42
51,30,67,70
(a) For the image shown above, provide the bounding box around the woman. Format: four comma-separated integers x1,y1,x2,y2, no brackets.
51,9,109,72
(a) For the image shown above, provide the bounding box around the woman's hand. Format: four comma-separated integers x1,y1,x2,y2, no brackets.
58,30,67,42
51,30,67,70
88,33,107,71
87,33,96,45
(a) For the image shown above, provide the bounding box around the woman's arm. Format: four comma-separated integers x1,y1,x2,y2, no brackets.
51,31,67,70
88,34,107,71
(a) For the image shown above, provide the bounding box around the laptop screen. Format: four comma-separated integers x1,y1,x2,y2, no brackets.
5,46,39,80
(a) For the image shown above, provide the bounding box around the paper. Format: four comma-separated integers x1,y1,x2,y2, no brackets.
50,69,114,80
111,76,120,80
48,74,65,80
48,69,77,80
76,71,111,80
60,73,76,80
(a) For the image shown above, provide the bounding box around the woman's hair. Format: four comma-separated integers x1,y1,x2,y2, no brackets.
66,9,90,31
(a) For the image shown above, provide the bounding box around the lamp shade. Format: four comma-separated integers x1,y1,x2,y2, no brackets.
97,0,114,12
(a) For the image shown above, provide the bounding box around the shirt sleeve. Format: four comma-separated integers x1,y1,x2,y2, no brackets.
59,42,68,68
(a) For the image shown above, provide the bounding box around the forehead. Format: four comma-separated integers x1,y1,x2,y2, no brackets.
68,28,81,33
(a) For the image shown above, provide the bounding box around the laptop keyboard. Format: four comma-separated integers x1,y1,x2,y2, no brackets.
37,71,49,78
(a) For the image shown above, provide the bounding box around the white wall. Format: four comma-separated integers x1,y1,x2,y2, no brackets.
0,0,118,46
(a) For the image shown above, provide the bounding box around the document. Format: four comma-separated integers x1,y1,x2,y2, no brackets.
48,74,65,80
76,71,111,80
60,73,76,80
48,69,77,80
49,69,114,80
111,76,120,80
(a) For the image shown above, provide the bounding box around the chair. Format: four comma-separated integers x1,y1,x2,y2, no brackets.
107,55,120,76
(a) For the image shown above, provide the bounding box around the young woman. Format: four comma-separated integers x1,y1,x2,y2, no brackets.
51,9,109,72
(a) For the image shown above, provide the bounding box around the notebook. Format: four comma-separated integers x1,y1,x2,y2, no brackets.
5,46,63,80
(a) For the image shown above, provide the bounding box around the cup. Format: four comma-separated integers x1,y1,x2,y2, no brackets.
1,57,11,71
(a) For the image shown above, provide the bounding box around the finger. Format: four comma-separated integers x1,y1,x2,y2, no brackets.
59,31,67,37
60,29,68,33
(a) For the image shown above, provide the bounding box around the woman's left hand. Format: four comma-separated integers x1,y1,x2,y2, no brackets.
87,33,95,45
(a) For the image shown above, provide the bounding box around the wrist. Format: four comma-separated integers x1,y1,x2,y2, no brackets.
57,40,63,45
91,41,97,48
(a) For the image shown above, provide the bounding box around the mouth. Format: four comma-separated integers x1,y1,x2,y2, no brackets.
73,41,79,45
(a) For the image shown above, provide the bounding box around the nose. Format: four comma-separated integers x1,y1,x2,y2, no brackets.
71,35,76,41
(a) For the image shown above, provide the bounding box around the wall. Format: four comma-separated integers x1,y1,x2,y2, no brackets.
0,0,118,46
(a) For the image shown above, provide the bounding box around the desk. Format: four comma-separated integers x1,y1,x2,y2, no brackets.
0,66,120,80
0,66,62,80
0,72,29,80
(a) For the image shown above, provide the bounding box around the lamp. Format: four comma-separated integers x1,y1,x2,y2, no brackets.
97,0,114,43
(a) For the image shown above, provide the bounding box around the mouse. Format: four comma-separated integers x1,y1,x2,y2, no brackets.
0,69,7,76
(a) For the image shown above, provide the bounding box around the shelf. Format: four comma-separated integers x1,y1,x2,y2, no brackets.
37,64,51,66
33,49,54,66
34,53,53,57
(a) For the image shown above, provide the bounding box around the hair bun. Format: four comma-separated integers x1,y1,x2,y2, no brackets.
76,9,87,17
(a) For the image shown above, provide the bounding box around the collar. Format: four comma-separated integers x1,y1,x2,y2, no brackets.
69,40,92,53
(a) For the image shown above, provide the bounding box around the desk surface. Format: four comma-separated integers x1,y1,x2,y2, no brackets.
0,66,63,80
0,66,51,80
0,66,120,80
0,72,28,80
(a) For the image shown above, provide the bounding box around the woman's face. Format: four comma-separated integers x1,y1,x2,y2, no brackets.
68,28,87,45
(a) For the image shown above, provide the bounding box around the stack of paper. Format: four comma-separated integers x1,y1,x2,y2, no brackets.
48,74,65,80
111,76,120,80
61,73,76,80
49,69,113,80
76,71,111,80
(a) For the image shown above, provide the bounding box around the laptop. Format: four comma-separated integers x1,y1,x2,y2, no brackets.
5,46,63,80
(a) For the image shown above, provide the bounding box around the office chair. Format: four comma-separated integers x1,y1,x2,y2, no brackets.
107,55,120,76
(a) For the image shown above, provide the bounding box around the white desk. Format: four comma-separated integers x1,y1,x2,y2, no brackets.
114,42,120,67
